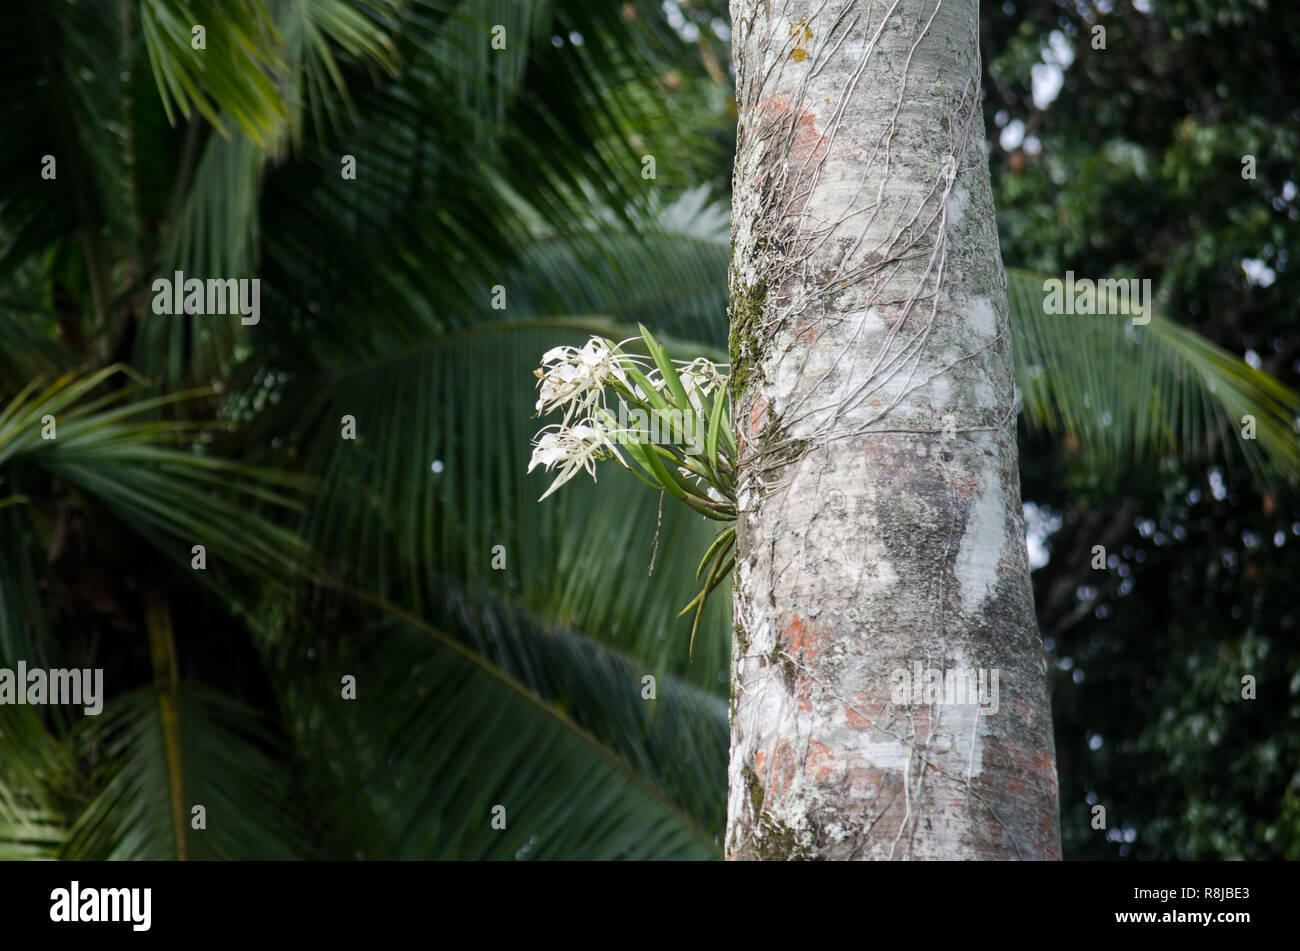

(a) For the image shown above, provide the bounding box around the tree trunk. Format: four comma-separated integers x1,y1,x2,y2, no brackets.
726,0,1061,860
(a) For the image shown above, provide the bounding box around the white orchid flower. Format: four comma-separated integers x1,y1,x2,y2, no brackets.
676,357,725,402
527,332,732,506
533,337,642,423
527,419,625,501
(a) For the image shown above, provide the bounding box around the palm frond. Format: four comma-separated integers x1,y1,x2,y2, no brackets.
282,613,718,859
61,685,304,859
0,367,311,600
0,706,70,860
137,0,291,146
1007,268,1300,484
367,584,729,836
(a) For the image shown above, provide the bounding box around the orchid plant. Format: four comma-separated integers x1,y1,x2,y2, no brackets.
528,325,737,656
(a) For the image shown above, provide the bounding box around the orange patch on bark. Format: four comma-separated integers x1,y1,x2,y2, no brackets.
949,470,981,500
763,738,800,799
795,675,816,712
785,615,820,663
793,311,820,345
748,395,769,442
845,695,888,732
845,701,873,732
755,95,828,167
851,435,904,480
805,738,840,785
982,734,1056,806
1029,749,1055,778
903,710,935,737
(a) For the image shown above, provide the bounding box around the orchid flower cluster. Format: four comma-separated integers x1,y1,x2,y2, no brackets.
528,325,737,655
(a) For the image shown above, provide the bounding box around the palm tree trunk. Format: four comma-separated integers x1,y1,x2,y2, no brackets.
727,0,1061,859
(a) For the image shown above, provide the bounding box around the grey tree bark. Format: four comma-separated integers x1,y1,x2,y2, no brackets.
726,0,1061,860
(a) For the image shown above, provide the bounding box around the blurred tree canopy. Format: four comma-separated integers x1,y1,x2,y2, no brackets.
981,0,1300,858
